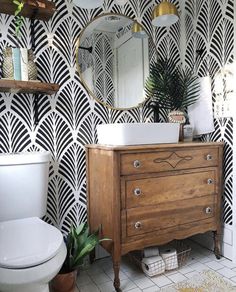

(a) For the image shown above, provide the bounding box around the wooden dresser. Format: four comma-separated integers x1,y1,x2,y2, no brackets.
86,142,223,291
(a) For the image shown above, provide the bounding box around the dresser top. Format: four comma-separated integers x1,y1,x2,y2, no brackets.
85,141,224,151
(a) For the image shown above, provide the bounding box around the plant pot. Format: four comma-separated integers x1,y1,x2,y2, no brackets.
51,270,77,292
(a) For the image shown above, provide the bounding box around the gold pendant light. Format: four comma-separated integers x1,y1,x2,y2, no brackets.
152,0,179,27
132,22,148,39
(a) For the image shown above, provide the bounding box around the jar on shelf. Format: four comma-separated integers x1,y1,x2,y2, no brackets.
28,49,38,80
2,47,14,79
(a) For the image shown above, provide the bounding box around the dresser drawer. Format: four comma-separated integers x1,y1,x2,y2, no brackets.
123,195,216,238
120,148,219,175
124,170,216,209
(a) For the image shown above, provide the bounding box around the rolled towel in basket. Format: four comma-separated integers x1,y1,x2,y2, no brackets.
160,248,178,271
143,246,159,258
141,256,165,277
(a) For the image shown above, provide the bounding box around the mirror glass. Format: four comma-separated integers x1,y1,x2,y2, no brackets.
77,14,157,110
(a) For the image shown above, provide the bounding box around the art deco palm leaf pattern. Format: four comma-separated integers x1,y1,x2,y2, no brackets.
185,0,234,225
0,0,234,234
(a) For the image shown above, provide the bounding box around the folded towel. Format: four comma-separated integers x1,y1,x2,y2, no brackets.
188,76,215,136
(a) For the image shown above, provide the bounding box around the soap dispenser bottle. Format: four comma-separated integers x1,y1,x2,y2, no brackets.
183,117,194,142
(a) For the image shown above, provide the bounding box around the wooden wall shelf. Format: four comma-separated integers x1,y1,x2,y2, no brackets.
0,0,56,21
0,79,60,95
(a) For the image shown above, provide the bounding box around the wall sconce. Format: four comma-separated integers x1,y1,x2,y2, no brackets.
132,22,148,39
152,0,179,27
72,0,103,9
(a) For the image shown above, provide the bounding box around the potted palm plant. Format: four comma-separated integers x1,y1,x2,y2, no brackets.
145,57,200,122
51,222,109,292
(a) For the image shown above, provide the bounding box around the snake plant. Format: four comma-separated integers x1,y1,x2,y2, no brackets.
60,222,110,273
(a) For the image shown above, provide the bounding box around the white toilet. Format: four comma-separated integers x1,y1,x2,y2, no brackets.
0,151,67,292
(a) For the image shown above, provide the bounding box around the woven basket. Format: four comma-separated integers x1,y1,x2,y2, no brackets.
129,241,191,277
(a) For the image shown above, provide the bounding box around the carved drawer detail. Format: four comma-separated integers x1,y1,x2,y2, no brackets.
120,148,219,175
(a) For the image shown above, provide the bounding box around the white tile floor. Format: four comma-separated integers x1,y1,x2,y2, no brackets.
76,241,236,292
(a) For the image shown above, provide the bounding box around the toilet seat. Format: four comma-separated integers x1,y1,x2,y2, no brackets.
0,217,64,269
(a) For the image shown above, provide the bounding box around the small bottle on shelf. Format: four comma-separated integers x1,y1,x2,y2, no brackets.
183,117,194,142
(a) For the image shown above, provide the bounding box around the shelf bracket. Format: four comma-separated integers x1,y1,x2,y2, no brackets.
34,93,40,126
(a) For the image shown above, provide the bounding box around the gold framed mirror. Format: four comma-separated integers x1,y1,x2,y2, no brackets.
76,13,157,110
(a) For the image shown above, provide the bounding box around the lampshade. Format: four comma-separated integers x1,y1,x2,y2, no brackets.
152,0,179,27
73,0,103,9
132,22,148,39
114,0,128,6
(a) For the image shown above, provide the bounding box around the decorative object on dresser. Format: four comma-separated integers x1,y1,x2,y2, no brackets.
145,57,200,140
86,142,223,291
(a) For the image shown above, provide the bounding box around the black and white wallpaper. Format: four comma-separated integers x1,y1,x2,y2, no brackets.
0,0,234,235
183,0,234,225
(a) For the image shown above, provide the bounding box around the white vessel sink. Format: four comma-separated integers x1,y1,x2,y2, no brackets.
97,123,180,146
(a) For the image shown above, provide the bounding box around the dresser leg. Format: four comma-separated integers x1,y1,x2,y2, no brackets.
113,261,121,291
213,231,221,260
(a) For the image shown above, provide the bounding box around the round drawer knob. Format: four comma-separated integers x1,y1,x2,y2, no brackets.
206,154,213,161
205,207,212,214
134,188,142,196
134,221,142,229
207,178,214,185
133,160,141,168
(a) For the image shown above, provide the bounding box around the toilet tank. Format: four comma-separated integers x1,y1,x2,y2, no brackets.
0,151,51,222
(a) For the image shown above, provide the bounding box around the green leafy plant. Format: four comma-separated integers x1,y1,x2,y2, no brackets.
60,222,110,274
145,57,200,111
13,0,24,37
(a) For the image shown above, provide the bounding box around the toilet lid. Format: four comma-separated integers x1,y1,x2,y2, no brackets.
0,217,64,269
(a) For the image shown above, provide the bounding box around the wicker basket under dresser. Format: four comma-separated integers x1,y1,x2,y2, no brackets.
85,142,223,291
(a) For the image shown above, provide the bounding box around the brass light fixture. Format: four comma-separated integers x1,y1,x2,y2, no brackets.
132,22,148,39
152,0,179,27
